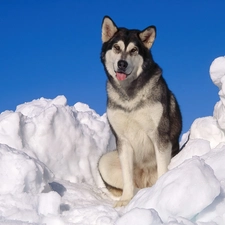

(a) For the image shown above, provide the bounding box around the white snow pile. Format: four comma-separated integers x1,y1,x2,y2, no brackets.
0,56,225,225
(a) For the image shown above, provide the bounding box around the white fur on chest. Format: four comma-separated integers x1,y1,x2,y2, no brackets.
107,102,163,140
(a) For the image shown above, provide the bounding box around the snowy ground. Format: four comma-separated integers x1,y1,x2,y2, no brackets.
0,56,225,225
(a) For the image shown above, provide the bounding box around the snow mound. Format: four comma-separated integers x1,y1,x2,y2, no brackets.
0,144,52,195
126,157,220,221
0,95,114,185
0,56,225,224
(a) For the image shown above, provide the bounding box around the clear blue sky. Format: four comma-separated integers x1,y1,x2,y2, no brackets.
1,1,225,134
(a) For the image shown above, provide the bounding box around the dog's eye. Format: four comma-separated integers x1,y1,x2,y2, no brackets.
113,44,121,53
130,47,138,54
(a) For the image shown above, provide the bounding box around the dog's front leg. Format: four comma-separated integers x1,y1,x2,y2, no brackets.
114,139,134,207
155,141,172,178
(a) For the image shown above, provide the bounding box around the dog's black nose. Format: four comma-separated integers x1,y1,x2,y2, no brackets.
118,60,128,71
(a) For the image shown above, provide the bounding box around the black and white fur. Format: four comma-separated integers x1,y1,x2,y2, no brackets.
98,16,182,207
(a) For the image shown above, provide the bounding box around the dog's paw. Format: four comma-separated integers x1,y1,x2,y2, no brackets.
114,195,132,207
114,199,130,207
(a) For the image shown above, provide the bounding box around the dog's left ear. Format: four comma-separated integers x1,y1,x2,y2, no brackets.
102,16,118,43
139,26,156,49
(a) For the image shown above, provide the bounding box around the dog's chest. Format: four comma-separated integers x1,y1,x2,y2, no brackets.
107,102,163,137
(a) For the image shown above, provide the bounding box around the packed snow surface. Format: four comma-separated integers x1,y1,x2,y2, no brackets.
0,56,225,224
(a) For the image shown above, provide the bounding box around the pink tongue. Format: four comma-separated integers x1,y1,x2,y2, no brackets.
116,73,126,81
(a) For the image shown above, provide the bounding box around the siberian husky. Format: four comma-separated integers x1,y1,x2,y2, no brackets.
98,16,182,207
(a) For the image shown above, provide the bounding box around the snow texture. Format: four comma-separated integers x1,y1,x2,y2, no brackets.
0,56,225,224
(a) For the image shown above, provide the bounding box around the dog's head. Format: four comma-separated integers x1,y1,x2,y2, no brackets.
101,16,156,85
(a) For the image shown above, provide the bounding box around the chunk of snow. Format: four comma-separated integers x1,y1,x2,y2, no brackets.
38,191,61,216
115,208,162,225
210,56,225,89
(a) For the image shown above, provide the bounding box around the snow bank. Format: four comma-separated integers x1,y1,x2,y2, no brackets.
0,56,225,224
0,96,114,185
126,157,220,221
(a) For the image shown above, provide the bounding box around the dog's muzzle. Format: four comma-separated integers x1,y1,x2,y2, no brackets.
116,60,128,81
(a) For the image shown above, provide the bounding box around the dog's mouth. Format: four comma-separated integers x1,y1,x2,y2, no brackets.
115,71,132,81
116,72,127,81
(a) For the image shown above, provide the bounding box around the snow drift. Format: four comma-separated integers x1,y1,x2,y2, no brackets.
0,56,225,225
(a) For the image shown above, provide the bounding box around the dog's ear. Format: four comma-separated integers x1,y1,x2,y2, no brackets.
139,26,156,49
102,16,118,43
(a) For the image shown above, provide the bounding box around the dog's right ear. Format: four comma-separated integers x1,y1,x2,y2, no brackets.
102,16,118,43
139,26,156,49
